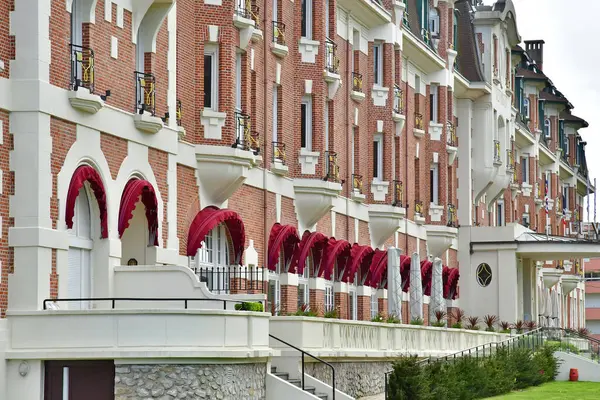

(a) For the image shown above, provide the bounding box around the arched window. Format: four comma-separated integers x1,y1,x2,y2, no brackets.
523,98,530,119
298,254,311,309
67,185,93,309
194,223,231,294
268,249,283,315
429,8,440,38
544,118,551,138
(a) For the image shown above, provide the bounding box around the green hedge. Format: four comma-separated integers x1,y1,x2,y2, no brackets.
234,302,264,312
387,345,558,400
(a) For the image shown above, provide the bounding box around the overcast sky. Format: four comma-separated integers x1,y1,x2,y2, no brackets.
483,0,600,221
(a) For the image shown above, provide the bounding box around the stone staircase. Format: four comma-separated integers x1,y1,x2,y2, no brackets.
271,366,329,399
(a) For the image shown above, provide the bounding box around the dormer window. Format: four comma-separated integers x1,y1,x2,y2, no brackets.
544,118,551,138
429,8,439,38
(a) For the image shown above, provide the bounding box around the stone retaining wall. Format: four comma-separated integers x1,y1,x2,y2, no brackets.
305,361,392,398
114,363,266,400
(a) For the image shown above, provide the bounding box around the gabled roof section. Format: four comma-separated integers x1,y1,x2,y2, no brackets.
540,86,573,109
560,110,589,128
455,0,485,82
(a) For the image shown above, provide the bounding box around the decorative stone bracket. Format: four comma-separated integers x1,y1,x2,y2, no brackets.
425,225,458,258
299,38,320,63
370,180,389,202
521,182,532,197
298,149,320,175
561,274,580,293
293,179,342,231
371,86,389,107
233,14,256,50
428,204,444,222
429,123,443,141
541,267,563,289
351,189,366,203
200,109,227,140
134,112,164,134
324,70,342,100
68,88,105,114
446,144,457,165
368,204,406,249
393,113,406,136
271,42,289,58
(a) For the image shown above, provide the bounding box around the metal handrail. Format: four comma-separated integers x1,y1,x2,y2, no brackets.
324,151,340,182
70,43,95,93
272,21,286,46
269,334,336,400
135,71,156,116
325,37,339,74
393,84,404,115
352,72,363,93
42,297,265,311
392,180,403,207
352,174,363,193
272,141,286,164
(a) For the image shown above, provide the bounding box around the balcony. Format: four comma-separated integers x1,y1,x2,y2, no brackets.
392,180,404,208
493,140,502,166
323,38,341,99
510,170,521,200
506,148,515,173
413,112,425,138
134,71,163,133
271,141,288,175
336,0,391,29
233,111,260,156
176,99,186,140
351,173,366,203
233,0,258,49
293,175,342,232
446,121,457,165
271,21,288,58
368,198,406,249
351,72,366,102
393,85,406,133
447,204,457,228
68,44,107,114
324,151,342,183
414,200,425,224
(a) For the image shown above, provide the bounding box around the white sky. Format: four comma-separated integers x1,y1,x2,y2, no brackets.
483,0,600,220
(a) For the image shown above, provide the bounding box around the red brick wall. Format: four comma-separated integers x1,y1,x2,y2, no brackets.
310,288,325,317
148,148,169,247
0,110,12,316
228,184,267,265
50,0,71,89
280,284,298,315
0,0,13,79
100,133,127,179
335,291,349,319
50,117,77,229
176,165,200,256
378,297,388,317
357,295,371,321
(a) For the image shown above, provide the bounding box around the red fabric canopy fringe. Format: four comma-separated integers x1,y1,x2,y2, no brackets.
443,266,460,300
421,259,433,296
400,254,411,292
369,249,389,288
267,223,300,272
118,179,159,245
65,165,108,238
187,206,245,264
321,238,351,280
345,244,375,285
290,231,328,275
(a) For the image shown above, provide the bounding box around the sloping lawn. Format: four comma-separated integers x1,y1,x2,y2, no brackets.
488,381,600,399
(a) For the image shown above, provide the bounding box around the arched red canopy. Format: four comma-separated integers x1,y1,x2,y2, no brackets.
187,206,245,264
369,250,388,288
443,266,460,300
421,259,433,296
290,231,328,275
65,165,108,238
118,179,159,245
321,238,351,280
345,244,375,284
400,254,411,292
267,223,300,271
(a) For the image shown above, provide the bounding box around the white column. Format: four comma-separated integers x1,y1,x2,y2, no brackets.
456,99,473,223
429,257,444,324
409,252,423,321
387,247,402,321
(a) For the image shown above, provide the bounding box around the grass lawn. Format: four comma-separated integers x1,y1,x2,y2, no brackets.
488,381,600,399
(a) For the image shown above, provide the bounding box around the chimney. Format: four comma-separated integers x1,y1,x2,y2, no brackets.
524,40,545,70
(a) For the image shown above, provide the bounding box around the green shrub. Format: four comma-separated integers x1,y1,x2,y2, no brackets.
388,356,425,400
386,314,401,324
324,309,338,319
431,321,446,327
371,313,385,323
451,322,463,329
410,317,424,325
234,301,264,312
544,340,580,354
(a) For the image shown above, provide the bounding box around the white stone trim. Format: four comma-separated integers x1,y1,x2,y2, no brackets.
298,38,320,63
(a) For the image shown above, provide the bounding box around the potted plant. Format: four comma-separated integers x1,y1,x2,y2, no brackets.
578,327,591,336
483,315,498,332
386,313,401,324
451,309,465,329
371,313,385,323
431,310,447,327
513,320,524,334
466,316,480,330
499,321,511,334
524,320,537,332
410,317,424,325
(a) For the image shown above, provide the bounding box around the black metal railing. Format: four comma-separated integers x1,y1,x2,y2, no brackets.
272,141,286,164
493,140,501,164
324,151,341,182
414,112,424,130
135,71,156,116
272,21,286,46
394,84,404,115
392,180,404,207
233,112,260,154
506,148,515,172
235,0,259,24
269,334,336,400
447,204,457,227
352,72,363,93
402,11,410,28
176,99,182,126
70,44,95,93
193,266,266,295
352,174,363,193
43,297,265,311
446,121,457,146
325,37,340,74
415,200,423,216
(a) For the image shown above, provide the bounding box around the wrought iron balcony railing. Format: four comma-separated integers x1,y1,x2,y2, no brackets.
135,71,156,116
415,112,424,130
447,204,457,227
272,21,286,46
535,182,541,198
352,174,363,193
324,151,341,183
493,140,501,164
234,112,260,154
176,99,182,126
70,44,95,93
235,0,260,26
352,72,363,93
446,121,457,147
325,38,340,74
392,180,404,207
402,11,410,28
272,141,286,164
394,85,404,115
506,148,515,172
415,200,423,216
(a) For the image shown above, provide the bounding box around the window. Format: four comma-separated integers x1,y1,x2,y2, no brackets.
351,127,356,172
272,86,278,143
325,0,330,37
68,186,93,310
373,42,383,86
348,289,357,320
429,8,439,38
476,263,492,287
298,262,309,309
523,98,530,119
370,292,379,319
415,75,421,96
325,284,334,313
194,224,230,294
563,186,569,211
268,250,283,315
496,200,504,226
273,0,278,22
301,0,312,39
71,0,84,46
204,45,219,110
522,213,530,228
301,96,313,150
565,133,569,155
522,156,529,184
430,84,438,122
373,134,383,181
544,118,551,138
430,163,439,205
324,101,330,151
235,52,242,112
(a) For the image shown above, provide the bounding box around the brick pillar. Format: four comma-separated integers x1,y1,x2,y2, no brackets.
423,301,429,326
309,278,326,317
377,289,388,317
334,282,349,319
357,286,372,321
447,305,459,327
402,300,410,324
280,273,299,315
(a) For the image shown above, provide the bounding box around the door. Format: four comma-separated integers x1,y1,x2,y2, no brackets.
45,361,115,400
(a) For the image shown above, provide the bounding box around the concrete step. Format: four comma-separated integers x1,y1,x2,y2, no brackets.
273,371,328,399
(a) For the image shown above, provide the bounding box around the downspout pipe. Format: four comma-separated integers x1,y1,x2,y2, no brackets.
263,4,269,273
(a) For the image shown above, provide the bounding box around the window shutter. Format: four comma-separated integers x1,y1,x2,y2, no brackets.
68,249,82,309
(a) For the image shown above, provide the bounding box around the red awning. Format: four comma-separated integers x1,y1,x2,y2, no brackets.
421,259,433,296
65,165,108,238
290,231,328,275
321,238,351,280
443,266,460,300
267,223,300,271
400,255,411,292
118,179,159,245
187,206,245,264
345,244,375,284
369,249,388,288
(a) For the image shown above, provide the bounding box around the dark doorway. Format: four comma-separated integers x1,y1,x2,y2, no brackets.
44,360,115,400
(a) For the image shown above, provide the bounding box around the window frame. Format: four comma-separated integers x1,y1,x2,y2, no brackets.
430,163,439,205
522,156,529,184
496,200,504,227
523,98,530,119
298,258,310,309
429,7,440,38
301,96,313,150
325,282,334,313
373,42,384,86
373,133,384,182
370,292,378,319
272,85,278,143
348,287,358,320
204,45,219,111
544,118,551,138
301,0,313,39
235,52,242,112
430,84,438,123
